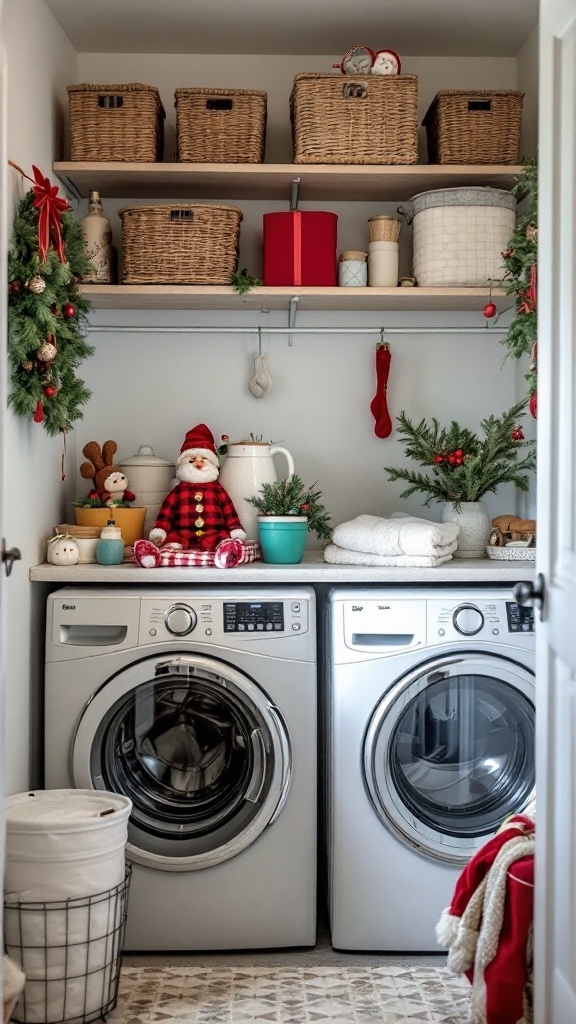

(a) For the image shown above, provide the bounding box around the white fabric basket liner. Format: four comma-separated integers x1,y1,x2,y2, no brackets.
6,790,132,902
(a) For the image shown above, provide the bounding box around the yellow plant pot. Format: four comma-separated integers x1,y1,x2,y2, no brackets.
75,506,147,545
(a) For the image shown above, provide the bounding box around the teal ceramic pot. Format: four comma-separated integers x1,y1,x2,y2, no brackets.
257,516,308,564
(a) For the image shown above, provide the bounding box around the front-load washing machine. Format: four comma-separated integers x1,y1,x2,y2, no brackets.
325,587,535,951
45,586,316,951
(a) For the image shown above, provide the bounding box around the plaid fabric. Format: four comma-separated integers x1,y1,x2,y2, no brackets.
154,481,244,551
134,539,260,569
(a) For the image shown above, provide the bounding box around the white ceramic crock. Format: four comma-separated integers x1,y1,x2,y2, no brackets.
118,445,175,498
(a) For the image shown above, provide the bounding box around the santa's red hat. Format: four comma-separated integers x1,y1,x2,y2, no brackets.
178,423,219,467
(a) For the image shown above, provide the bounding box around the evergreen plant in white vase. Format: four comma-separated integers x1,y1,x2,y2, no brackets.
384,401,536,558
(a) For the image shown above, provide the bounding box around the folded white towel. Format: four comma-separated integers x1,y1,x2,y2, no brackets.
323,542,457,568
332,514,460,558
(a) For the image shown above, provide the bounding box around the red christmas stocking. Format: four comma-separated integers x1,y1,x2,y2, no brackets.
370,343,392,438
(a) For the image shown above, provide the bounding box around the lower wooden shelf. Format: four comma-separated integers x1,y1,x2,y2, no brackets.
80,284,512,313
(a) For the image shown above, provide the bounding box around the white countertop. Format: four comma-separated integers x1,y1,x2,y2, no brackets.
30,551,536,584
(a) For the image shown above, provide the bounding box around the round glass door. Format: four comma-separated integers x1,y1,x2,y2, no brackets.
73,655,291,870
364,653,535,864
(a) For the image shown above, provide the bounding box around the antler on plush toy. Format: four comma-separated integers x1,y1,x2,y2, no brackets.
80,440,135,505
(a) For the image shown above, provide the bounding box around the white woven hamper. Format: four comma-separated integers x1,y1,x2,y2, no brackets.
398,187,516,287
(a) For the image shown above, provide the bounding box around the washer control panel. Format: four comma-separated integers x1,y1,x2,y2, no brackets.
224,601,284,633
139,594,309,643
428,597,535,644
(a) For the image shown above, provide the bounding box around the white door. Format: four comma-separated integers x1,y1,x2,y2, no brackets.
531,1,576,1019
0,0,8,971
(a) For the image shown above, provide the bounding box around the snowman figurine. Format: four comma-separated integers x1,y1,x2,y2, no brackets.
47,534,80,566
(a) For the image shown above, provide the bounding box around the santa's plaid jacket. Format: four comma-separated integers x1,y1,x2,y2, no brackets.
154,481,243,549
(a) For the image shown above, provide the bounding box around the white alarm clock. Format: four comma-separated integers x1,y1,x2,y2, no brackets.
333,45,376,75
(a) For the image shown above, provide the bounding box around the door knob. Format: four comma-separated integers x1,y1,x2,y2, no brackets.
513,573,545,613
2,539,22,577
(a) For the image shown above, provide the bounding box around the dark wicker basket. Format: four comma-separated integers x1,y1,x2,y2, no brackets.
290,73,418,165
68,83,165,162
118,204,243,284
175,87,267,162
423,90,524,165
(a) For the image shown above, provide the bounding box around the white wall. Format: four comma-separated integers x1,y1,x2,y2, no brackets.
69,52,529,537
3,0,77,793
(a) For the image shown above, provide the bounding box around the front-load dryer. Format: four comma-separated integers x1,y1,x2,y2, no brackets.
45,587,316,951
325,587,535,952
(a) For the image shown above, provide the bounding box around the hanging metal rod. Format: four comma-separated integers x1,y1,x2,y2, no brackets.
87,325,509,335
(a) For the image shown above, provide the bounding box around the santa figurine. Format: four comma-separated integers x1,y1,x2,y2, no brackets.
149,423,246,552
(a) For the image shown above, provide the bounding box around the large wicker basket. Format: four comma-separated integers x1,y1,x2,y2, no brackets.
175,87,267,162
290,73,418,165
118,204,243,284
68,83,165,162
423,90,524,165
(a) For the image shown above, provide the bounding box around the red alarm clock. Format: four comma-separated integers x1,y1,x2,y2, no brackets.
333,45,376,75
372,49,401,75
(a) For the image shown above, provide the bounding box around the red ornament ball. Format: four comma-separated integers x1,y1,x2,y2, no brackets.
454,449,463,458
448,454,457,465
433,454,444,464
511,427,525,441
62,302,76,318
43,385,58,398
483,302,497,319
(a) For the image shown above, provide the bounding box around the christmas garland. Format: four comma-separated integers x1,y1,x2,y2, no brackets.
497,156,538,415
7,166,94,436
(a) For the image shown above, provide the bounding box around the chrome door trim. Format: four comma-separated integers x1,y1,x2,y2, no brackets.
363,651,535,865
72,653,291,871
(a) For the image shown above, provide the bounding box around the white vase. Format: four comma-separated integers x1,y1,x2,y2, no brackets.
441,500,490,559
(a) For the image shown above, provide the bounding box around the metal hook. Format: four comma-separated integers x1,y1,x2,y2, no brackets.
258,326,262,355
377,327,389,349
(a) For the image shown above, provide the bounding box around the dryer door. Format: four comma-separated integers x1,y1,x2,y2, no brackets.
72,654,292,871
363,652,534,865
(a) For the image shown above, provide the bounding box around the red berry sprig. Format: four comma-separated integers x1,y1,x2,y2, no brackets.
511,426,524,441
433,449,465,467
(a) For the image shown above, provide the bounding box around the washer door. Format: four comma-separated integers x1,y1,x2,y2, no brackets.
363,653,535,864
73,654,292,871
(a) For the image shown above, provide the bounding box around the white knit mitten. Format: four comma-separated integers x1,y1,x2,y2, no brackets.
249,353,272,398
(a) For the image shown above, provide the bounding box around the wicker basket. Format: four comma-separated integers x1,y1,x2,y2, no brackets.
175,88,267,163
68,83,165,162
423,90,524,165
118,204,243,284
290,73,418,165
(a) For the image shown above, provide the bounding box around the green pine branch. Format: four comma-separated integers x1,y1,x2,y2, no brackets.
384,400,536,511
499,156,538,392
247,474,333,541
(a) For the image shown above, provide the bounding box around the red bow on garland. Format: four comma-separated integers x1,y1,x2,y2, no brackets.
29,165,70,263
9,162,70,263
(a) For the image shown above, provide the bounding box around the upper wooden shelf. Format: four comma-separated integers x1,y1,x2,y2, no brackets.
80,284,512,312
54,162,523,202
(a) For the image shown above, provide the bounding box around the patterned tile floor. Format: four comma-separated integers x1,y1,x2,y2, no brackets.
111,962,470,1023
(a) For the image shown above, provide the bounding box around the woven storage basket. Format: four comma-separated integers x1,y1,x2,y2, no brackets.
423,90,524,165
119,204,243,284
67,83,165,162
397,187,516,287
175,87,267,162
290,73,418,164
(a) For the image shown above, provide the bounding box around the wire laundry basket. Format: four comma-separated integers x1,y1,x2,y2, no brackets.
4,867,131,1024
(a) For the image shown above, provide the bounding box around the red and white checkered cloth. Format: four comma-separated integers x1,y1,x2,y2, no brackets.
133,538,260,569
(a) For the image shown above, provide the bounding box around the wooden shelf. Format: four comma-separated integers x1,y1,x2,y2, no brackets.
80,284,513,313
54,162,523,202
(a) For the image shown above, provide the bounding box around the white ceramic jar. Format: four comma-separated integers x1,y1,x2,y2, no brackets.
368,241,399,287
218,441,295,540
338,251,368,287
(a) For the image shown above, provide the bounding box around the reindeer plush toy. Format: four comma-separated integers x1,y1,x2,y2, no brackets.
80,439,136,505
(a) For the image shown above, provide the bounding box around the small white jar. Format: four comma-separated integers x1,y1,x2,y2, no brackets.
338,250,368,287
368,240,399,287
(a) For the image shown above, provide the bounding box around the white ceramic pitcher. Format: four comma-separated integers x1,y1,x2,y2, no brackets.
218,441,295,540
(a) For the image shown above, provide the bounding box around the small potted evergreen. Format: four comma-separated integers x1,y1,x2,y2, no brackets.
384,400,536,558
247,475,332,563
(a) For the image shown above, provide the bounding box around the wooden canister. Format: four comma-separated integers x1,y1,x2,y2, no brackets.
368,216,401,243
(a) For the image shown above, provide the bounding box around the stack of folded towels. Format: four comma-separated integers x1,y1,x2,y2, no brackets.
324,514,460,568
